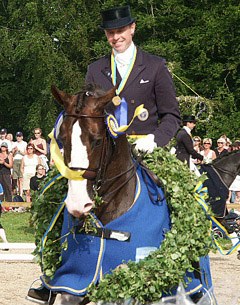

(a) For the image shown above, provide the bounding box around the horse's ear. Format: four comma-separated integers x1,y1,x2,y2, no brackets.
97,85,118,109
51,85,71,106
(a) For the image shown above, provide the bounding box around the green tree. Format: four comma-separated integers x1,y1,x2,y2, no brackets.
0,0,239,142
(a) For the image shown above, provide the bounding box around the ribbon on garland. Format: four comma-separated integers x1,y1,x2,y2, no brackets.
106,104,146,138
194,182,240,255
37,173,66,265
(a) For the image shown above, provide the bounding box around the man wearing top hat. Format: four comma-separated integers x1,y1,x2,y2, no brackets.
86,5,180,152
175,115,203,168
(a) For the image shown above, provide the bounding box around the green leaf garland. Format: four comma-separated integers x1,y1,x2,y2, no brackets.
31,147,213,303
88,148,213,303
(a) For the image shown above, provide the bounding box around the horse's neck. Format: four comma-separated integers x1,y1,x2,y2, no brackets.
95,136,136,225
213,169,235,188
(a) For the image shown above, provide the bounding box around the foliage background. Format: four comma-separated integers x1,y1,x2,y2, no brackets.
0,0,239,143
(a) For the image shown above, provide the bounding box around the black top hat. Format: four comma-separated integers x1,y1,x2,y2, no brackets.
100,5,135,30
182,115,196,123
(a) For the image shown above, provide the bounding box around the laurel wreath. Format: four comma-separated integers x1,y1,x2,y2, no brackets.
177,95,214,123
31,147,213,303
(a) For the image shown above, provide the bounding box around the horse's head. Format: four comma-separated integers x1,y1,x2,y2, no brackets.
51,84,116,218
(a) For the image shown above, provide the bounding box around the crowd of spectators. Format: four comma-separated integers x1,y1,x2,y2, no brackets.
193,134,240,204
0,128,48,203
0,126,239,205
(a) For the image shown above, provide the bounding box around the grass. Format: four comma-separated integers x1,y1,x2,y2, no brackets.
1,211,35,242
1,211,235,251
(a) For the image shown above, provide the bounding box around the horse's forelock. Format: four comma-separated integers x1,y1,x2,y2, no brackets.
75,84,106,111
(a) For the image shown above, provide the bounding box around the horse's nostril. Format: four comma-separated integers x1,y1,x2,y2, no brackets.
84,202,93,213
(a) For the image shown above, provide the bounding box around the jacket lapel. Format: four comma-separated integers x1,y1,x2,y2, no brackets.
122,48,146,92
101,55,113,84
100,48,146,92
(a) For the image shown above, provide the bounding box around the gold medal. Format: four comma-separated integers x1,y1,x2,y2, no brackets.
112,96,121,106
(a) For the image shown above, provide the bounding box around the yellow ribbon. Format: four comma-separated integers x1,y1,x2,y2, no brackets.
111,46,137,96
49,131,85,180
106,104,146,138
194,182,240,254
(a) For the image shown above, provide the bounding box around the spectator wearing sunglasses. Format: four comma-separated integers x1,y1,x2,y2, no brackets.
200,138,216,164
30,128,48,173
30,164,46,191
214,137,229,158
193,136,203,153
192,136,203,165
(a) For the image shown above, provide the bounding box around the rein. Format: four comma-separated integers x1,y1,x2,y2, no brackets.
65,114,105,119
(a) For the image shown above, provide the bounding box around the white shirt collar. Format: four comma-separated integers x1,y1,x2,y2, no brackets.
183,126,192,136
113,42,135,66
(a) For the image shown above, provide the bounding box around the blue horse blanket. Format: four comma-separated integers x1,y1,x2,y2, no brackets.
41,166,212,297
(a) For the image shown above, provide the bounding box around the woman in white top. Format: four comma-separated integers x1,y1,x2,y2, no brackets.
21,143,41,202
200,138,216,164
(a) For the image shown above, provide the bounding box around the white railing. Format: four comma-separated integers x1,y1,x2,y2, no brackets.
0,243,36,261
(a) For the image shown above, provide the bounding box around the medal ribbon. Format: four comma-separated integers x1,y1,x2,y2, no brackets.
106,104,146,138
114,97,128,127
111,46,137,96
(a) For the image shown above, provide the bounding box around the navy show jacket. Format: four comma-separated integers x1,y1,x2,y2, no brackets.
86,47,180,147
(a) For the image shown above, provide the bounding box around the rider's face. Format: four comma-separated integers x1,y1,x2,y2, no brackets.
105,23,136,53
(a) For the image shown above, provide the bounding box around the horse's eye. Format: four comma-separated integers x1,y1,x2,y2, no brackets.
91,139,102,149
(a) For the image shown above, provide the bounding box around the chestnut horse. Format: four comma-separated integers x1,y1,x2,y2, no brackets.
41,84,212,305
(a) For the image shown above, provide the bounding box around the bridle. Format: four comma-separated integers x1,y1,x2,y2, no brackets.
63,113,136,196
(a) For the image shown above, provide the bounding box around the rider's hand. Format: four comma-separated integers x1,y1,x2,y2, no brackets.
134,134,157,153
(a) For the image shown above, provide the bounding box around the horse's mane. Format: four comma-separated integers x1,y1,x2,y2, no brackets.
75,83,106,111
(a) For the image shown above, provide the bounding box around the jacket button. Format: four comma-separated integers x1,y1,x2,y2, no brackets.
131,100,135,104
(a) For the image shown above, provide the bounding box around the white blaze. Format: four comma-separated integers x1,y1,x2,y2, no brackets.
65,121,93,216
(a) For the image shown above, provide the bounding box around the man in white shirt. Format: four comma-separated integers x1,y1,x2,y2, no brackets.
12,132,27,196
